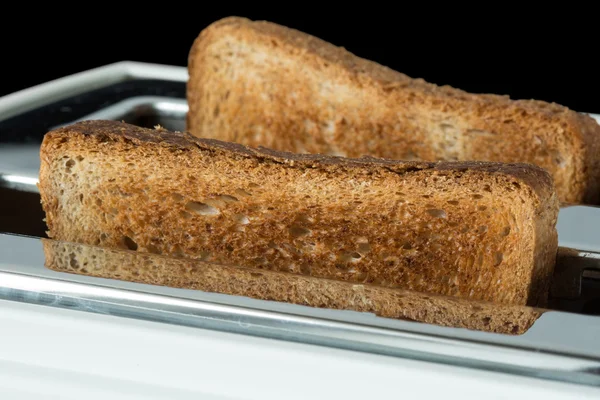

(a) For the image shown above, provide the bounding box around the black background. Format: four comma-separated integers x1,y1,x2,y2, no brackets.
1,8,597,113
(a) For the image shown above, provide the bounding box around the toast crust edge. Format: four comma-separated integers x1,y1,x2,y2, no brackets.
43,119,558,204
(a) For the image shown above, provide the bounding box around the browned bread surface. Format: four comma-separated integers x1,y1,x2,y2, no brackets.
42,239,544,335
39,120,559,307
186,16,600,205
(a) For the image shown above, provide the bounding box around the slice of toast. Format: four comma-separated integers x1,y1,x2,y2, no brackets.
186,16,600,205
42,238,544,335
38,120,559,307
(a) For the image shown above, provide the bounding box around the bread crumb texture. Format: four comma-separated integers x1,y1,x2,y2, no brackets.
39,120,559,313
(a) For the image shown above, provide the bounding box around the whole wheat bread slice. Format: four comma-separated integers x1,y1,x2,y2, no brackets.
39,120,559,307
42,238,544,335
186,16,600,205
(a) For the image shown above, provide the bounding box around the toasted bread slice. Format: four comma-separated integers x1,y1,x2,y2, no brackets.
39,120,559,307
42,238,544,335
186,16,600,205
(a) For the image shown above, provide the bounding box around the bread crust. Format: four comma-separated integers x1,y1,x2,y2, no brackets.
42,120,557,197
39,120,559,307
187,16,600,205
